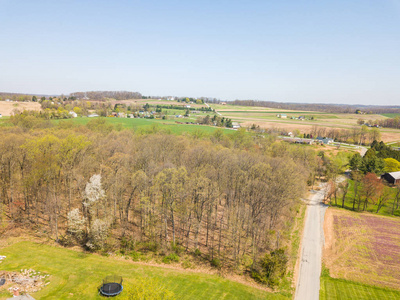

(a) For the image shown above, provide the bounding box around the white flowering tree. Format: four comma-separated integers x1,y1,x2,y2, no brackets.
67,208,85,240
86,218,110,250
82,174,109,250
83,174,105,208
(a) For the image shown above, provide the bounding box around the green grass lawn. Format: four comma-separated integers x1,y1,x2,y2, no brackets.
0,241,286,300
320,276,400,300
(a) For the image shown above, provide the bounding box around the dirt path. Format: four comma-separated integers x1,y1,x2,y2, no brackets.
295,184,327,300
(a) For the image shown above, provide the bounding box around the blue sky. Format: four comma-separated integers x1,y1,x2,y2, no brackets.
1,0,399,105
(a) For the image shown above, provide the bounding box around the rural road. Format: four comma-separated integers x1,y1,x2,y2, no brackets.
295,184,327,300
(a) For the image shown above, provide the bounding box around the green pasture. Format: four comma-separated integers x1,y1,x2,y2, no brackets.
0,241,286,300
320,276,400,300
56,117,233,135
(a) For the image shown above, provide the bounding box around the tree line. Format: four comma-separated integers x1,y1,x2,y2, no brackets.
70,91,142,101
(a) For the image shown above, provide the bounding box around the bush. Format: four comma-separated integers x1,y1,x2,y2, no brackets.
131,251,140,261
193,248,201,257
162,253,180,264
251,249,288,287
211,258,221,269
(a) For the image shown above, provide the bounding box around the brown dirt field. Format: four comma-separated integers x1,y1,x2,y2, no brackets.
323,208,400,290
0,101,41,116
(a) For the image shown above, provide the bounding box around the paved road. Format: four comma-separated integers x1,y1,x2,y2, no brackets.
295,184,327,300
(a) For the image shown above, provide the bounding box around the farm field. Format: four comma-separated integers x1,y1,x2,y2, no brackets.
210,104,400,143
0,241,286,300
0,101,41,116
323,208,400,290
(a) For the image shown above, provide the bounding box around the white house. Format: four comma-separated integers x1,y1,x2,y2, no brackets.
232,122,241,129
69,111,78,118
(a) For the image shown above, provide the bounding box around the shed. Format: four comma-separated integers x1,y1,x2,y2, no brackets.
381,171,400,185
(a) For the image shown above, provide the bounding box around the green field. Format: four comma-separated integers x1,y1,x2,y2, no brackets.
60,117,233,135
381,113,400,118
320,276,400,300
0,241,287,300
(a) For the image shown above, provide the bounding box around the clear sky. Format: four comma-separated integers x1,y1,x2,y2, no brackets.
1,0,399,105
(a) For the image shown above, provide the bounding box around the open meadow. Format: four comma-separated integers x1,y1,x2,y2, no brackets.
323,208,400,291
0,241,287,300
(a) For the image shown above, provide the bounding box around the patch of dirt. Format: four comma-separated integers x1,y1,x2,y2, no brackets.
323,208,400,289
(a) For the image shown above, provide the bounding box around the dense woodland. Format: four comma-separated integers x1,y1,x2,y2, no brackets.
0,116,319,286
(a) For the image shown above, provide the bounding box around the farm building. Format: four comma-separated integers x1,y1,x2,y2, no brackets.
232,122,241,129
381,171,400,185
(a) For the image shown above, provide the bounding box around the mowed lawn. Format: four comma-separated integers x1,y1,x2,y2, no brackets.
0,242,286,300
320,276,400,300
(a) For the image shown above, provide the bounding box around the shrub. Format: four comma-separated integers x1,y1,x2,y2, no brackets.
131,251,140,261
251,249,288,287
211,258,221,269
162,253,180,264
194,248,201,257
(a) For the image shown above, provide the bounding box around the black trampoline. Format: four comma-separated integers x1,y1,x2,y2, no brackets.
99,275,123,297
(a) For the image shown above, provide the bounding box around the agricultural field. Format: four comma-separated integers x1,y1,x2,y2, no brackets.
0,101,41,116
323,208,400,290
210,104,400,143
0,241,287,300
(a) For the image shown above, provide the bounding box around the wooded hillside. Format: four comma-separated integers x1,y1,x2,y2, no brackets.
0,118,317,284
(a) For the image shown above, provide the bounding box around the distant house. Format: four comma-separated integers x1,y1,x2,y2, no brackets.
128,114,134,118
185,105,191,108
316,137,334,144
232,122,241,129
117,112,126,118
69,111,77,118
381,171,400,185
278,114,287,119
88,113,99,118
167,97,175,101
221,102,227,105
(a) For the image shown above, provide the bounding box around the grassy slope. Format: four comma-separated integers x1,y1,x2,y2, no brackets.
0,242,287,300
320,276,400,300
